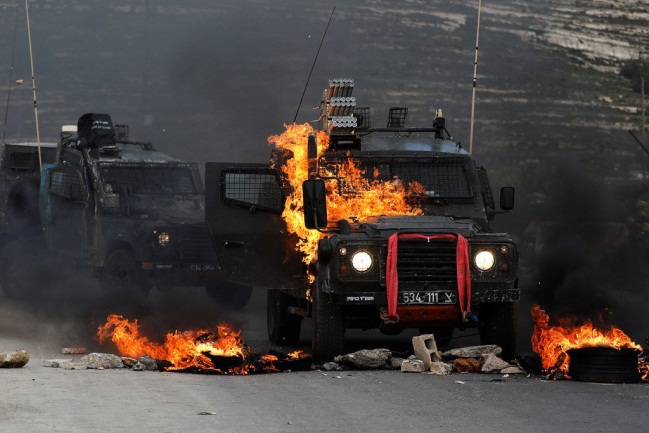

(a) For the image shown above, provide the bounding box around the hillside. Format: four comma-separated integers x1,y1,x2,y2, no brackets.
1,0,648,349
0,1,645,164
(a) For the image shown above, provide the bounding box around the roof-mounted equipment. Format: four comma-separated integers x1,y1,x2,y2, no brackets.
321,78,357,136
432,109,451,139
353,106,371,130
115,124,129,141
321,78,360,150
77,113,116,149
60,124,77,146
61,114,154,153
387,107,408,128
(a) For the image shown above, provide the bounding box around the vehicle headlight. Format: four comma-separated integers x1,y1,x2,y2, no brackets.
351,251,373,272
157,231,171,246
474,250,495,271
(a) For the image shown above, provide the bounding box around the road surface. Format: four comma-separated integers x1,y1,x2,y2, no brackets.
0,283,647,433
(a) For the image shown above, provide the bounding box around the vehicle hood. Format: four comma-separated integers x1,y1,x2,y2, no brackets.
356,215,479,238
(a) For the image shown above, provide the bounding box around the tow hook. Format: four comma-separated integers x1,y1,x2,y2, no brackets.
379,307,399,324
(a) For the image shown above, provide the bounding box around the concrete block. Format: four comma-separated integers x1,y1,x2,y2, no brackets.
63,362,87,370
430,362,453,375
480,353,510,373
442,345,501,360
43,359,71,368
61,347,87,355
412,334,441,370
500,366,524,374
401,359,425,373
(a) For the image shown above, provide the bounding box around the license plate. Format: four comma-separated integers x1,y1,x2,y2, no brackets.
398,291,456,305
188,264,216,272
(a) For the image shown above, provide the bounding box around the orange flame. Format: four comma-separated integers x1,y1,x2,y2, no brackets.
97,315,312,374
97,314,249,373
268,123,423,264
531,305,642,374
287,349,310,359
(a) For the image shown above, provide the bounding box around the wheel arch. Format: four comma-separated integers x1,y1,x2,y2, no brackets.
6,178,42,229
102,240,136,265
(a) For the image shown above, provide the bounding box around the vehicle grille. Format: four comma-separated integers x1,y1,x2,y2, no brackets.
176,224,218,262
393,237,457,289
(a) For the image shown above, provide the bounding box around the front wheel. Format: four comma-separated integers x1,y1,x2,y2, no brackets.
206,280,253,310
267,290,302,345
100,249,150,316
479,302,517,361
311,278,345,361
0,233,46,300
101,249,143,292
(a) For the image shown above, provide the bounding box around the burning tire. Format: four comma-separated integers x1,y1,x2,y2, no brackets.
267,290,302,345
479,302,516,360
567,347,641,383
205,280,253,310
312,278,345,361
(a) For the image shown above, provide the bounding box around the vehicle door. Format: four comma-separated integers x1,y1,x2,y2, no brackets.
43,165,90,257
205,162,304,290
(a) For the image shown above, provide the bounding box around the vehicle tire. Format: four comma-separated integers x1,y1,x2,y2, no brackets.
567,347,640,383
7,181,41,233
100,249,150,316
0,234,45,300
267,290,302,345
101,249,142,292
311,278,345,361
0,239,27,299
479,302,516,361
419,327,454,348
206,280,253,310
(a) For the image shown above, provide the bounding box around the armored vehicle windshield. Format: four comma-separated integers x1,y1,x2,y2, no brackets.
319,152,475,202
99,163,200,195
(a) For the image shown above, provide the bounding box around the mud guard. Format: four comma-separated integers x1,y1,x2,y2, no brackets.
204,162,304,290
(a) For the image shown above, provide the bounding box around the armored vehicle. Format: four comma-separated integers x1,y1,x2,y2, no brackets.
0,113,251,308
205,79,519,360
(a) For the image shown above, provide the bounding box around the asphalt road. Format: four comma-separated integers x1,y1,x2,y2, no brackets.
1,284,648,433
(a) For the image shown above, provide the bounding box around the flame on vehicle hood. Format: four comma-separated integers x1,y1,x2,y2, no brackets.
268,123,424,265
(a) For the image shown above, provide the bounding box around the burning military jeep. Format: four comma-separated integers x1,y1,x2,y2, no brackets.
205,78,519,360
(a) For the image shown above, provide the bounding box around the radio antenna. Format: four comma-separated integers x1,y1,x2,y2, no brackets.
25,0,43,172
468,0,483,155
293,6,335,124
2,1,20,143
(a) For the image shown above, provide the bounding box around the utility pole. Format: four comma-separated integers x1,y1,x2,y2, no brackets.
468,0,483,155
642,76,646,178
25,0,42,172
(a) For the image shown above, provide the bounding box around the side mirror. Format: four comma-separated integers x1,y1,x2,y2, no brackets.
303,179,327,229
500,187,515,211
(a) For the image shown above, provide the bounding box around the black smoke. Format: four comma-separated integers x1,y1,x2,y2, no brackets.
527,157,649,344
1,0,647,356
